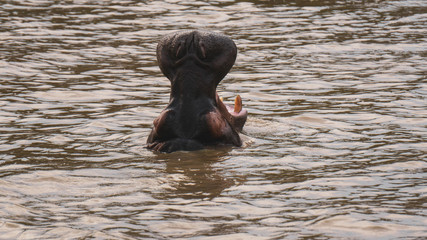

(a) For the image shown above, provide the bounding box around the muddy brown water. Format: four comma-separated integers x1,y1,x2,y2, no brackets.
0,0,426,239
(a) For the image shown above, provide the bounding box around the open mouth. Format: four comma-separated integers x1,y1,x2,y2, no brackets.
216,93,248,132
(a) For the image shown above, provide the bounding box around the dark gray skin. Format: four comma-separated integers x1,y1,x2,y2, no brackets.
147,30,248,153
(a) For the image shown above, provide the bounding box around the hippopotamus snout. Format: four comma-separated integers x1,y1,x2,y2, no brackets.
174,32,207,62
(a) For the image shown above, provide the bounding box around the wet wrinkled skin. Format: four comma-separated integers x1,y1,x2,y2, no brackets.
147,30,248,153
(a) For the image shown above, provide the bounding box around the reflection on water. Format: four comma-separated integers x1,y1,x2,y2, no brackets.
1,0,426,239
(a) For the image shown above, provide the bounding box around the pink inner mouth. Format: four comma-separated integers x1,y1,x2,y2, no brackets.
216,93,248,132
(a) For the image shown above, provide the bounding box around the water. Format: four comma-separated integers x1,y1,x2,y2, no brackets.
1,0,426,239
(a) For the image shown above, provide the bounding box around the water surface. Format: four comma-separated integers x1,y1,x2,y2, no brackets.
0,0,426,239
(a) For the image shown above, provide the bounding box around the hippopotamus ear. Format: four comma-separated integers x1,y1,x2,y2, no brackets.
156,31,237,85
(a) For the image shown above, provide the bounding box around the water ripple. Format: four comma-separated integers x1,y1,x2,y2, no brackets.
0,0,426,239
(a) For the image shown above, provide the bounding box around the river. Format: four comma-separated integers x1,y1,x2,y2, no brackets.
0,0,426,239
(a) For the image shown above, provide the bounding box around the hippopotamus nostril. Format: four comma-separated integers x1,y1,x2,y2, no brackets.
197,41,207,59
185,32,207,60
175,40,187,59
175,33,203,60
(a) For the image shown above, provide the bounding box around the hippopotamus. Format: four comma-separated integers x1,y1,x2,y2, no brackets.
147,30,247,153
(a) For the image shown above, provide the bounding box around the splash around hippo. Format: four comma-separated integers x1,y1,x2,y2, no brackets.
147,30,248,153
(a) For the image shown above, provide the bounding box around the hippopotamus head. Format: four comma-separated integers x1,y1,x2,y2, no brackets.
147,30,248,153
